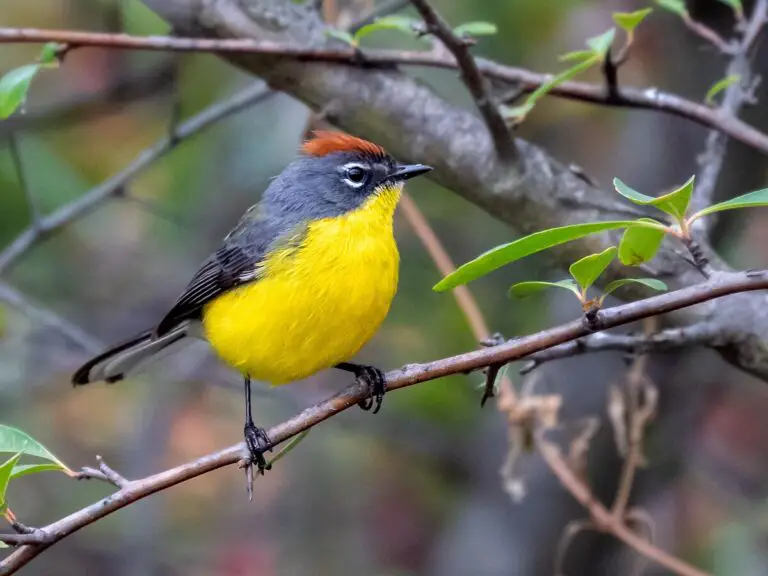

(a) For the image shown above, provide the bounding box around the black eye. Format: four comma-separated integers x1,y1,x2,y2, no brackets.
342,164,368,188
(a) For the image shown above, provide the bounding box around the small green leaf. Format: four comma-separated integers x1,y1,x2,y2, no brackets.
0,64,41,119
569,247,617,293
618,218,667,265
354,16,420,41
705,74,740,105
509,279,581,299
716,0,743,18
0,453,23,511
325,29,357,47
433,220,662,291
613,8,653,32
603,278,668,299
586,28,616,57
559,50,596,63
655,0,688,17
453,21,498,37
11,463,66,480
689,188,768,222
613,176,694,222
38,43,62,66
0,425,71,473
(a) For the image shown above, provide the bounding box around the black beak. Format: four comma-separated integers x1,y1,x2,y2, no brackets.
390,163,432,181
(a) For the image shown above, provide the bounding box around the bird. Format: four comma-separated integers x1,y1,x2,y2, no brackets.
72,130,432,486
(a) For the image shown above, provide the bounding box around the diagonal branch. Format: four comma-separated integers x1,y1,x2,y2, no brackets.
2,28,768,156
0,83,274,276
3,270,765,573
407,0,514,158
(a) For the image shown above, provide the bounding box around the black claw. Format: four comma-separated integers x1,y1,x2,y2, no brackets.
244,423,272,475
355,366,386,414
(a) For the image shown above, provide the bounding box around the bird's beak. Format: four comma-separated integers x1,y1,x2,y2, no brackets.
390,163,433,181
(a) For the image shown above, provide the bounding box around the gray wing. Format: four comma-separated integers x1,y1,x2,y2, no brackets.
155,206,301,336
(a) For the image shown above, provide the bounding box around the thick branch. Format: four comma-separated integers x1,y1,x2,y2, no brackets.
408,0,514,158
1,270,767,573
1,28,768,156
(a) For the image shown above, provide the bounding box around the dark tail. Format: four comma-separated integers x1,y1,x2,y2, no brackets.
72,324,189,385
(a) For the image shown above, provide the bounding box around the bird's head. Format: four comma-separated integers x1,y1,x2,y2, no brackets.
264,131,431,221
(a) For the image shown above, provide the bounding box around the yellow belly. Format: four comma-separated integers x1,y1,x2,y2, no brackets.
201,185,401,384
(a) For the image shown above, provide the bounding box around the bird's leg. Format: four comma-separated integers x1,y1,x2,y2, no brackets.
243,375,272,499
335,362,387,414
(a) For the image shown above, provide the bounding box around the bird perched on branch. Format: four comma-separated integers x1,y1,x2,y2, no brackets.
72,131,431,491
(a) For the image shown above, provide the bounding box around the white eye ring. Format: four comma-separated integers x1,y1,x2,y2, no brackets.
342,162,368,188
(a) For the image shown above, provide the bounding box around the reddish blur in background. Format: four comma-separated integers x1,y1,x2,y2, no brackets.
1,1,768,575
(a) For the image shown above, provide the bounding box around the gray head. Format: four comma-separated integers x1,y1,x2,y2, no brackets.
262,131,431,222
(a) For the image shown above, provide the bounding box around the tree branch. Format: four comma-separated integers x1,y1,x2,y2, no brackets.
691,0,768,236
0,270,766,573
407,0,514,158
519,323,720,375
2,27,767,156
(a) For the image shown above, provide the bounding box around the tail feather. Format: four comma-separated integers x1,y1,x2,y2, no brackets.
72,323,191,385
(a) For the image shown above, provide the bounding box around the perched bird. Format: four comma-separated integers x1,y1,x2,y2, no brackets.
72,131,431,483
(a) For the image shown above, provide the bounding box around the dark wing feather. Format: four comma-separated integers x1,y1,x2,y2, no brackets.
155,205,290,336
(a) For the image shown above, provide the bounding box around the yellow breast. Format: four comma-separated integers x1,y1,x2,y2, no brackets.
202,184,402,384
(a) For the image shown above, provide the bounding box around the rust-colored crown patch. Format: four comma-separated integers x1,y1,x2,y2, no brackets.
302,130,387,159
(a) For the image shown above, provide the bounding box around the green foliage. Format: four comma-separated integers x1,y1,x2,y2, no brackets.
0,453,23,512
689,188,768,222
586,28,616,56
569,247,616,294
655,0,688,17
267,430,310,467
508,279,580,299
433,221,656,291
613,176,694,222
453,21,498,38
354,16,421,43
0,64,41,119
325,29,357,47
705,74,740,105
618,219,666,265
0,425,72,474
38,42,63,66
10,463,67,480
602,278,667,301
612,8,653,33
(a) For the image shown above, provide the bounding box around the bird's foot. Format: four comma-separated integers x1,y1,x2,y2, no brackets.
244,423,272,475
353,365,387,414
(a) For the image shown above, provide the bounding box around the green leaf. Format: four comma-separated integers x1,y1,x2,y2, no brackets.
0,453,23,511
613,176,694,221
655,0,688,17
613,8,653,32
689,188,768,222
325,29,357,47
501,56,597,121
705,74,741,105
38,43,62,66
11,463,66,480
602,278,668,299
508,279,581,299
354,16,420,41
559,50,596,63
0,64,41,119
569,247,617,293
453,21,498,37
0,425,71,473
716,0,743,17
586,28,616,57
433,220,662,291
618,218,667,265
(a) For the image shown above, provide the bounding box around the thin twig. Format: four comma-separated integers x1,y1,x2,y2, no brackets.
348,0,411,32
680,13,736,54
691,0,768,237
1,28,768,156
0,83,274,276
0,270,766,573
407,0,514,158
519,323,719,374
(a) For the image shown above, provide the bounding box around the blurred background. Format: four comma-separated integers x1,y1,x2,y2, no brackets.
2,0,768,574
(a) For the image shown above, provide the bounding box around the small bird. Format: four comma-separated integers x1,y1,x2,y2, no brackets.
72,131,431,484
